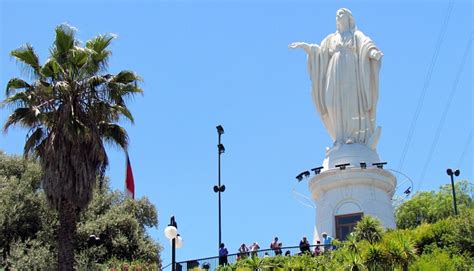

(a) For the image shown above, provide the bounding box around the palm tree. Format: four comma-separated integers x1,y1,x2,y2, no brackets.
3,24,142,270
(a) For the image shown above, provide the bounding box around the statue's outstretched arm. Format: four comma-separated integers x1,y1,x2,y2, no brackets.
369,48,383,61
289,42,319,54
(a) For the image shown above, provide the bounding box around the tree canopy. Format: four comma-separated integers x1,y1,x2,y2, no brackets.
395,180,473,229
0,152,161,270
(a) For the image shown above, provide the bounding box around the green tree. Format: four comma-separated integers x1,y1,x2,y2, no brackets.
0,152,161,269
395,180,473,229
0,153,57,269
2,24,143,270
411,208,474,258
75,180,161,268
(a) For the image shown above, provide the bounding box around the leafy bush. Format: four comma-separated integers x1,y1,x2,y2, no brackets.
0,152,161,269
410,248,473,271
7,239,56,270
396,180,473,229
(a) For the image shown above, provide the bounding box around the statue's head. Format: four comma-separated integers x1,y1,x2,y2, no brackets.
336,8,356,33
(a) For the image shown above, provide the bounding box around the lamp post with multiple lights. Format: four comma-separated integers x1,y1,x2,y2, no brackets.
164,216,183,271
446,168,460,216
214,125,226,250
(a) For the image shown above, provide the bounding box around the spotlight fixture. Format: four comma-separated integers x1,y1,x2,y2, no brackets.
311,166,324,175
335,163,350,170
372,162,387,169
88,234,101,247
446,168,460,216
296,172,304,182
360,162,367,169
213,185,226,192
216,125,224,135
404,186,411,195
218,143,225,154
446,168,460,177
303,171,310,178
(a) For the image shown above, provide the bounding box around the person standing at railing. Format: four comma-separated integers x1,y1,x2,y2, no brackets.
270,237,283,256
250,242,260,258
238,243,249,259
219,243,229,266
321,232,334,252
299,236,311,255
313,241,322,256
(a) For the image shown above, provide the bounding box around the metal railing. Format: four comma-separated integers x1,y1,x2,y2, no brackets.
165,244,328,271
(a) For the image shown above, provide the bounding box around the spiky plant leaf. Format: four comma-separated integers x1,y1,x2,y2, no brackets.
10,44,41,76
6,78,30,96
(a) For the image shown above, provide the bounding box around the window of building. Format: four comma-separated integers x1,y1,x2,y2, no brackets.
335,212,363,240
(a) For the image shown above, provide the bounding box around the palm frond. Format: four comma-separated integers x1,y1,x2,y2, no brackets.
4,107,39,132
54,23,76,57
24,128,46,157
41,58,61,78
10,44,41,77
105,81,142,106
113,70,142,84
86,34,115,54
112,105,134,123
85,34,115,73
99,122,128,149
2,91,31,108
86,75,107,88
69,46,90,68
5,78,31,96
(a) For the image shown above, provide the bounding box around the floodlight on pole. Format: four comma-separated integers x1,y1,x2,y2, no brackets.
214,125,225,252
446,168,460,216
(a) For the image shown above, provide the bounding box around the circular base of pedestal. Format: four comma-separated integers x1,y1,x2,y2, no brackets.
309,167,396,239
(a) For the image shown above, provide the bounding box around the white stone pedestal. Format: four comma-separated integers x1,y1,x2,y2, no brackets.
309,144,397,240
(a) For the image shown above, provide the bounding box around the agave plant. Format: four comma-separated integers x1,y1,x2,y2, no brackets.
353,216,384,244
363,242,387,271
3,24,142,270
384,232,417,271
342,250,366,271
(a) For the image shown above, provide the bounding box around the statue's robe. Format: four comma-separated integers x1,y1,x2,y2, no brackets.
307,30,381,148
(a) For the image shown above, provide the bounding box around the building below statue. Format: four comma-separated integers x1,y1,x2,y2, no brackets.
309,144,396,240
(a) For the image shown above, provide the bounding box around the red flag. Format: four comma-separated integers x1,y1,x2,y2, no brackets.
125,152,135,199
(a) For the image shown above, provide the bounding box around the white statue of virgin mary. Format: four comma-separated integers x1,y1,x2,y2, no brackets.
290,8,383,150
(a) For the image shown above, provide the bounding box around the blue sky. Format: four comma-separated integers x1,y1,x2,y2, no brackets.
1,0,472,268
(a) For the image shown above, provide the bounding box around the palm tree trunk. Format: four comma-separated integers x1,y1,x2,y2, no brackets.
58,199,77,271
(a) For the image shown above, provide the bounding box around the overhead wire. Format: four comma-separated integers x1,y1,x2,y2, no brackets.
457,130,472,169
417,34,472,190
396,0,455,180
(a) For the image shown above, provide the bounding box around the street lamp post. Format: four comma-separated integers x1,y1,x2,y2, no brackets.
214,125,225,250
164,216,183,271
446,168,460,216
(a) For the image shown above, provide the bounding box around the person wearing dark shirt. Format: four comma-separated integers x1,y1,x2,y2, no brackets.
270,237,283,256
238,243,249,259
313,240,321,256
219,243,228,266
299,236,310,254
